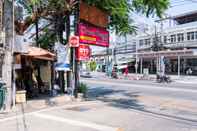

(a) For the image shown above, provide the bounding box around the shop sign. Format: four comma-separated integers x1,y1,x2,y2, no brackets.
69,35,79,47
76,44,91,61
80,2,108,28
79,23,109,47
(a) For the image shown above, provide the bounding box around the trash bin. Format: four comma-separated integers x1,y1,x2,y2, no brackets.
0,83,6,110
0,88,6,109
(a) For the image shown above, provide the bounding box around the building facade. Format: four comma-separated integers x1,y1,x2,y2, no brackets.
136,11,197,76
92,11,197,76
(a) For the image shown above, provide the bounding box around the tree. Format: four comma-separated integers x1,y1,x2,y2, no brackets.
17,0,170,45
84,0,169,35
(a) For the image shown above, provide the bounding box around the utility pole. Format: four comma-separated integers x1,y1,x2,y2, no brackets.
2,0,15,110
135,41,138,74
73,0,80,98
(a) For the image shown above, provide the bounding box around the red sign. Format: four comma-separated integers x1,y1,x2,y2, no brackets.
69,36,79,47
79,23,109,47
76,44,91,61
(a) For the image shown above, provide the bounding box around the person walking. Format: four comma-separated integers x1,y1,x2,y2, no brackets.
124,66,129,78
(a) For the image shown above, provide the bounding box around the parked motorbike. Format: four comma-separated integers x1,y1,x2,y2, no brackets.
156,74,172,83
112,71,118,79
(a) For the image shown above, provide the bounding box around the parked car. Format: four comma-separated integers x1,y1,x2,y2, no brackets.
80,70,92,78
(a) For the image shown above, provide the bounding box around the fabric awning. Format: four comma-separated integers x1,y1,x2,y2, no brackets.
22,46,55,61
117,65,128,69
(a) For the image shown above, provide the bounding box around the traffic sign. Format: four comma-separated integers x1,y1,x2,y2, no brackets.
69,35,79,47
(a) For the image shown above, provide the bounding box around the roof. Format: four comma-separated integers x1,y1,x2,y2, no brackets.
173,10,197,19
173,10,197,24
23,46,55,61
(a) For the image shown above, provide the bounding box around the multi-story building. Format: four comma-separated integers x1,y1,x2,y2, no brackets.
136,10,197,76
92,11,197,76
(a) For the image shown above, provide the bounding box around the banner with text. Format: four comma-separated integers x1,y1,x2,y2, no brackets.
79,23,109,47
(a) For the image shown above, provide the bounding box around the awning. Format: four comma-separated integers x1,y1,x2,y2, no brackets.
137,49,195,58
117,65,128,69
22,46,55,61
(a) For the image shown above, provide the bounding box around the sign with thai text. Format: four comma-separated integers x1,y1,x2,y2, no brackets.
79,23,109,47
76,44,91,61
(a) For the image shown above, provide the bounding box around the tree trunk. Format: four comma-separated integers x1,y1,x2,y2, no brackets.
2,0,14,110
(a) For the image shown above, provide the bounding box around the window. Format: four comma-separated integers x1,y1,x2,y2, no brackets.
177,33,184,42
163,36,167,43
139,40,144,46
145,39,151,46
195,31,197,39
170,35,176,43
187,32,195,40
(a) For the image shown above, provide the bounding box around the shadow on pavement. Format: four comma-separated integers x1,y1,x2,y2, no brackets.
87,86,197,126
87,87,144,110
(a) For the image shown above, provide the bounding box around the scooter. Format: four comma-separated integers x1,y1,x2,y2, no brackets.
156,74,172,83
111,71,118,79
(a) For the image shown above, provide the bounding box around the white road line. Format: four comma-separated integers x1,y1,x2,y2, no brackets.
0,101,103,123
33,113,118,131
82,80,197,93
176,80,197,84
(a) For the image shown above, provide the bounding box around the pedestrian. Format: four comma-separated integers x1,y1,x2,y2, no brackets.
124,66,129,78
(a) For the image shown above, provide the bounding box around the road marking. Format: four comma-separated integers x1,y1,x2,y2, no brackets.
82,79,197,93
175,80,197,84
0,101,103,123
33,113,119,131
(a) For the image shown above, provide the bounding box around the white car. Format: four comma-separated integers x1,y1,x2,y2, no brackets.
80,70,92,78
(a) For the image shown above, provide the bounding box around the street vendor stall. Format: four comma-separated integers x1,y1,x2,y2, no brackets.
14,46,55,101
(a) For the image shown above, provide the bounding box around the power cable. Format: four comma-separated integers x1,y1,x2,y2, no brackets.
170,2,193,8
169,0,197,8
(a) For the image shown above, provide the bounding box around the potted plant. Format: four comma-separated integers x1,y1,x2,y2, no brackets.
78,82,88,99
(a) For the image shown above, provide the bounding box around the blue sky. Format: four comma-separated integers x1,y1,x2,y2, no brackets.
135,0,197,25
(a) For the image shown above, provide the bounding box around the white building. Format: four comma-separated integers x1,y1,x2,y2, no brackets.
135,10,197,76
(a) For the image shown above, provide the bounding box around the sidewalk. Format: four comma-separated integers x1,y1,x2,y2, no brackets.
0,94,79,119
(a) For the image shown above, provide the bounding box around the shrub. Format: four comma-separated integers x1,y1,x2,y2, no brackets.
78,83,88,96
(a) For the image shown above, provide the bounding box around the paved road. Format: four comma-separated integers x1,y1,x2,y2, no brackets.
82,77,197,101
0,101,197,131
81,77,197,129
1,75,197,131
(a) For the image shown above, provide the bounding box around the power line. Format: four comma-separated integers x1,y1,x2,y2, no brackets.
187,0,197,3
171,0,187,4
170,0,197,8
170,2,194,7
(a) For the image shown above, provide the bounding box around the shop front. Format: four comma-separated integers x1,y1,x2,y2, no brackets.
14,46,55,102
136,49,197,76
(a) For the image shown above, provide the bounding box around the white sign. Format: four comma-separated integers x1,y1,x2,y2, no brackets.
54,42,70,71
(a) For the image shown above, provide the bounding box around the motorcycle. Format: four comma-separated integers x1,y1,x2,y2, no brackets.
156,74,172,83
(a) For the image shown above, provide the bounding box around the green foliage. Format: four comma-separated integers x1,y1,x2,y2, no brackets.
36,28,56,49
132,0,170,18
78,83,88,95
84,0,169,35
89,61,97,71
17,0,170,48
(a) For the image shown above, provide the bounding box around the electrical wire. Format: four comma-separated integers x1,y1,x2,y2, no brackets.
170,0,197,8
